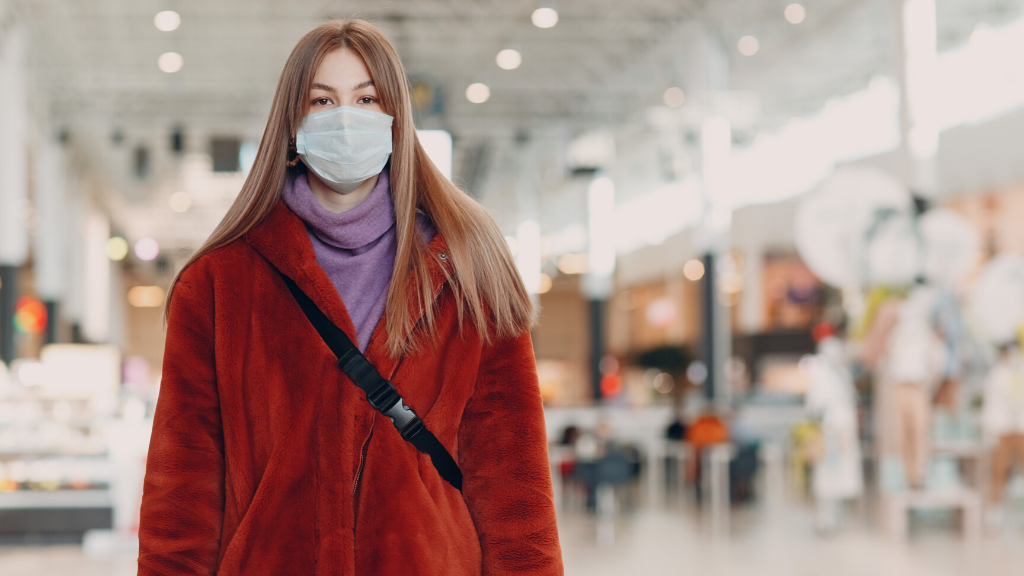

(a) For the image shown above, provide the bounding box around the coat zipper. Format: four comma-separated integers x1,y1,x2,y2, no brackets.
352,417,375,496
351,278,446,501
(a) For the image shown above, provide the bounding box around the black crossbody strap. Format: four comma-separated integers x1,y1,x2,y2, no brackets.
280,273,463,492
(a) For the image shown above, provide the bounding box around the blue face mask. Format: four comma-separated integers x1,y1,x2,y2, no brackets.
295,106,394,194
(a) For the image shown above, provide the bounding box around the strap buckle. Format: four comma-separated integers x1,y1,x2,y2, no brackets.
382,399,420,434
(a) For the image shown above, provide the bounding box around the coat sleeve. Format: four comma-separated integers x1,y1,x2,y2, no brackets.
458,330,563,576
138,262,225,575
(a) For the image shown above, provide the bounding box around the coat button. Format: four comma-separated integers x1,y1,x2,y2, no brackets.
438,252,448,261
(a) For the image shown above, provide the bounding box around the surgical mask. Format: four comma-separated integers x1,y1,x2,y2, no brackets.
295,106,394,194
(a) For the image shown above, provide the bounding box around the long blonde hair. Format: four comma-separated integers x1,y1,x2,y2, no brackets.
167,19,534,355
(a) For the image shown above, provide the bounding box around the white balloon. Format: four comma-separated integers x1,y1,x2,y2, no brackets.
920,209,981,286
795,166,911,287
969,254,1024,343
865,213,921,286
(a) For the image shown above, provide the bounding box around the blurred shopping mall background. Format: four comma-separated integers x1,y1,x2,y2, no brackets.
3,0,1024,574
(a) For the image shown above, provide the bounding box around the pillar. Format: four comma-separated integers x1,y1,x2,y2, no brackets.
893,0,940,198
0,25,29,363
33,134,68,344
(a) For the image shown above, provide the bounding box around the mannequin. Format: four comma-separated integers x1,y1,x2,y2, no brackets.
887,286,947,489
982,343,1024,527
863,286,946,490
806,336,863,532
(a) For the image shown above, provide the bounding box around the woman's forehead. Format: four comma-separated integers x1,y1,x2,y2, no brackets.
313,48,374,90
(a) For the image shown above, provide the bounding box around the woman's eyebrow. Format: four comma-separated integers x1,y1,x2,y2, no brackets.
311,82,337,93
352,79,374,90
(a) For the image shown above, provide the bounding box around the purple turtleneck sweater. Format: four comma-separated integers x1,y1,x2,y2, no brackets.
282,169,435,351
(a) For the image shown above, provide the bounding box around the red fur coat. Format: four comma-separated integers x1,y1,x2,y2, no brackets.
137,201,563,575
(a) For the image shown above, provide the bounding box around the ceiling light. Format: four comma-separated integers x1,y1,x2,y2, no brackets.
169,191,192,212
496,49,522,70
134,237,160,261
158,52,183,73
663,87,685,107
106,237,129,261
737,36,760,56
784,4,806,24
532,7,558,29
465,83,491,104
154,11,181,32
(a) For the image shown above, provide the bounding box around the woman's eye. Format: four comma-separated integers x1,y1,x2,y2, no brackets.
359,97,376,105
314,97,332,106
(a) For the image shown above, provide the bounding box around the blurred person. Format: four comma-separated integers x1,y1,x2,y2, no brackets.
982,342,1024,529
138,20,561,576
805,335,863,533
684,410,729,503
862,285,945,490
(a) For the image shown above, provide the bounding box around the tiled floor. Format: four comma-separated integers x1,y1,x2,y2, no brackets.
559,502,1024,576
1,502,1021,575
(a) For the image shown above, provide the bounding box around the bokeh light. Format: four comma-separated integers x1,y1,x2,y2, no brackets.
785,4,806,24
106,236,129,261
158,52,183,73
738,35,760,56
154,10,181,31
13,297,47,334
496,49,522,70
663,87,685,107
684,259,705,281
169,191,192,212
531,7,558,28
127,286,166,308
465,82,490,103
134,237,160,261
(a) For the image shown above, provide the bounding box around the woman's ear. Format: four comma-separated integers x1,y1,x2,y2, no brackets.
287,137,301,167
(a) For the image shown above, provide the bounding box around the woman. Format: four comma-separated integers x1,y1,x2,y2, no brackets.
138,19,562,576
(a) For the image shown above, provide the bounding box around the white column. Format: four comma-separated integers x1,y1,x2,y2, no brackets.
894,0,940,197
33,135,68,302
701,116,734,409
82,209,111,343
514,145,541,296
0,25,29,267
64,176,87,332
583,175,615,300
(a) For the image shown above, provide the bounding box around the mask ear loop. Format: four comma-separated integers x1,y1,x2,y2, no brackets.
287,137,301,167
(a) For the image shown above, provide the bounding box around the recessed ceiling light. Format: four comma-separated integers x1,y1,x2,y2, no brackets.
158,52,183,73
532,7,558,29
663,87,685,107
154,11,180,32
466,83,491,104
785,4,806,24
737,36,760,56
496,49,522,70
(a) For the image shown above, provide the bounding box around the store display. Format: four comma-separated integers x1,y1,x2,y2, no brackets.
0,344,152,539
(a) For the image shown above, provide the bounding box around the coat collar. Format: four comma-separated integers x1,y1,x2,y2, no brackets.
245,200,452,359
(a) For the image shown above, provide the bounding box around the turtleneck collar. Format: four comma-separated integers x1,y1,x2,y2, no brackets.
281,168,395,250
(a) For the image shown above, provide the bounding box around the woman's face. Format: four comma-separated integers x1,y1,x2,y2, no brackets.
306,47,384,116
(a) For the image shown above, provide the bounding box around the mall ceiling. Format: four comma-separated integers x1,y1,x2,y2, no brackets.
9,0,1024,256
